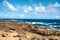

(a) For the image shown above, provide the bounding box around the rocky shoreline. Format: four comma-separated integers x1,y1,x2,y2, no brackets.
0,21,60,40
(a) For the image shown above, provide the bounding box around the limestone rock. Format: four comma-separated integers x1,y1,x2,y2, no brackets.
0,21,60,40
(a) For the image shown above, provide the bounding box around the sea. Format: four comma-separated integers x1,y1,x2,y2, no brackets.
0,19,60,31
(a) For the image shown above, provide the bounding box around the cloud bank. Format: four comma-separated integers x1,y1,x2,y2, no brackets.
0,0,60,19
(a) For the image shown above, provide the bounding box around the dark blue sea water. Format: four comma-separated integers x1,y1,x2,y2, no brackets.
1,19,60,31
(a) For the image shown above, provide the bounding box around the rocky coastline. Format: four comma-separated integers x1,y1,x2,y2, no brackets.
0,21,60,40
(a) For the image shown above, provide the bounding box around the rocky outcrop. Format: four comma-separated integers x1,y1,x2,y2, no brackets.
0,21,60,40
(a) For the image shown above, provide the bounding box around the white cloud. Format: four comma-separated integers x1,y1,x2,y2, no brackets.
54,2,60,7
17,2,59,14
2,2,58,14
49,2,60,7
3,1,17,11
33,2,60,14
22,5,33,13
44,2,60,13
46,7,58,13
19,14,25,18
34,6,45,13
5,14,15,18
2,1,59,15
55,16,60,18
17,5,33,13
33,3,46,13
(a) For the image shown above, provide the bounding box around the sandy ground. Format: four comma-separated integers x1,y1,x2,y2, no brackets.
0,21,60,40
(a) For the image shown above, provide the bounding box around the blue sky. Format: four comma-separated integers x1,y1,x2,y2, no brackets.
0,0,60,19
